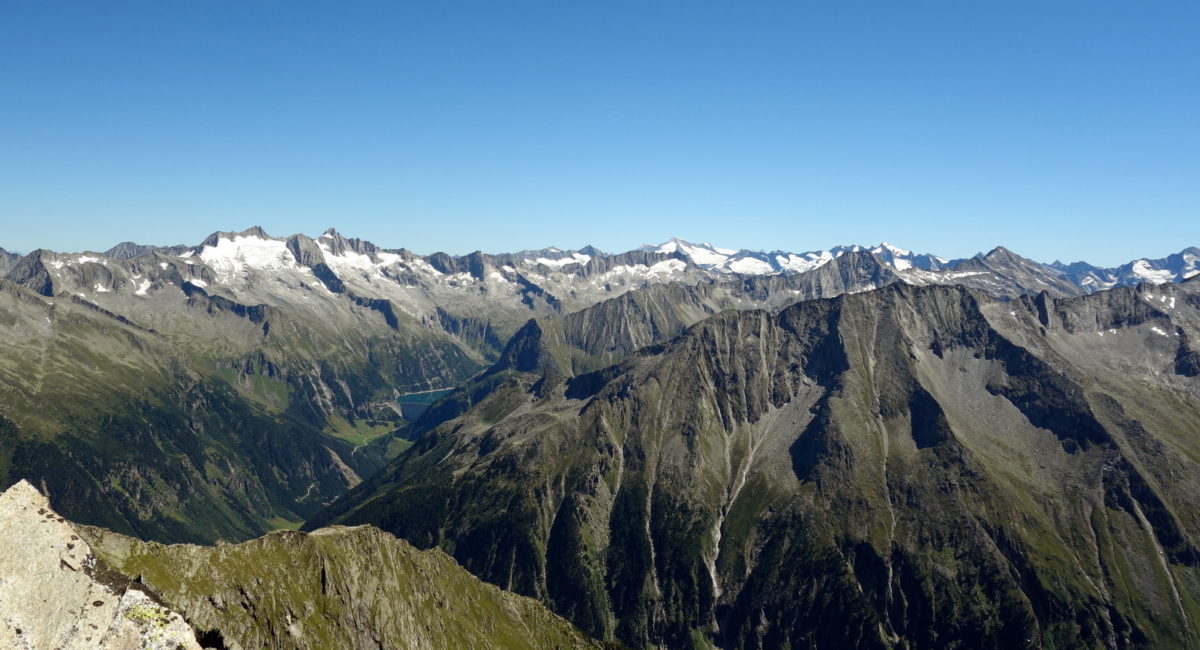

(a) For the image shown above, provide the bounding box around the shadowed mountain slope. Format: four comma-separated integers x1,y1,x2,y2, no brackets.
0,272,478,544
311,277,1200,648
406,250,902,438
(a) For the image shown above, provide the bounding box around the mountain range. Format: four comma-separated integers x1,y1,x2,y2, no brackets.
8,231,1198,302
0,227,1194,543
2,227,1199,648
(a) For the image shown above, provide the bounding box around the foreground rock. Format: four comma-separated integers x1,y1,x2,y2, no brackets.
0,480,202,649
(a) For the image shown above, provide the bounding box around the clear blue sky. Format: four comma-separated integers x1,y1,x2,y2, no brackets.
1,1,1196,265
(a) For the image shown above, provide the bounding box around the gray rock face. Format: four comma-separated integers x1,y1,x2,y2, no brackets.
0,480,202,650
103,242,190,259
0,247,21,276
930,245,1084,296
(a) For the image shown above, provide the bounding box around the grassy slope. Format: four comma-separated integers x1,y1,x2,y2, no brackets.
82,523,602,649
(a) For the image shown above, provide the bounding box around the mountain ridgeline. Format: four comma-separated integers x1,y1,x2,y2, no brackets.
311,276,1200,648
402,250,902,436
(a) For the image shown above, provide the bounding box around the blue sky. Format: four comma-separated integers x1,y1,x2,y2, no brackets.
1,1,1196,265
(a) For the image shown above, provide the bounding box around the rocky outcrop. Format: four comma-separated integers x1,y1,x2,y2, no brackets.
0,480,203,650
0,247,21,276
103,242,190,259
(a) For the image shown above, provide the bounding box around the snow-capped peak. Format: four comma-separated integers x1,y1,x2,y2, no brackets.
871,242,910,256
641,238,679,254
198,231,299,281
643,238,734,266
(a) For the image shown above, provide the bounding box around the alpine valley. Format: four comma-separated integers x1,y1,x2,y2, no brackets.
2,227,1199,648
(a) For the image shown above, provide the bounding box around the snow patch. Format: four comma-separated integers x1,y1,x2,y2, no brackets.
653,239,731,266
1132,260,1173,284
726,257,774,275
93,283,110,293
600,264,644,279
526,253,591,268
874,241,911,256
134,279,152,296
407,258,442,276
199,234,299,281
647,259,687,276
1150,326,1169,337
774,252,833,273
317,239,402,273
683,247,731,266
